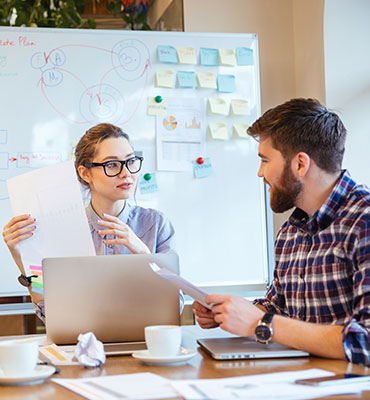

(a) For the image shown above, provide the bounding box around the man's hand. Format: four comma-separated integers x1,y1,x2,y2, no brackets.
192,301,219,329
208,294,264,337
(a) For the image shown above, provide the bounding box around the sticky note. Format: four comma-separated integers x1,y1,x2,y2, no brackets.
217,74,236,93
157,45,178,64
233,123,250,139
208,123,228,140
68,142,77,161
218,48,236,66
230,99,250,115
200,48,218,66
236,47,254,66
139,173,159,194
197,72,217,89
32,276,43,284
193,157,214,179
155,70,175,88
177,71,197,88
30,265,43,294
147,97,167,116
208,98,229,115
176,47,197,64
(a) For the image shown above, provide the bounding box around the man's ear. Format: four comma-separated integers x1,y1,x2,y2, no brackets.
77,165,91,184
292,152,310,178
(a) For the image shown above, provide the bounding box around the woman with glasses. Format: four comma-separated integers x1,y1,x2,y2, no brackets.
75,123,174,255
3,123,177,320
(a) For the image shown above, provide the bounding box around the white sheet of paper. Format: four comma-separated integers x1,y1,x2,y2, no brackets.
171,368,368,400
39,344,78,366
156,97,206,171
150,263,211,310
7,160,96,274
53,372,178,400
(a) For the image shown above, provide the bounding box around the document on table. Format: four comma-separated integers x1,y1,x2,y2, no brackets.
53,368,370,400
149,262,211,310
171,368,370,400
7,160,96,275
53,372,178,400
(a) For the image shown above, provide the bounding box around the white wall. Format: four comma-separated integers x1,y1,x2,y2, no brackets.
183,0,326,236
183,0,296,112
324,0,370,186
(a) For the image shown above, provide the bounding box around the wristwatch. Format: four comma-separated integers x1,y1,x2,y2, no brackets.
18,274,37,287
254,312,274,344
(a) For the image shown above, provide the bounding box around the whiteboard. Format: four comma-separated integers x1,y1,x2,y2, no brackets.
0,27,273,297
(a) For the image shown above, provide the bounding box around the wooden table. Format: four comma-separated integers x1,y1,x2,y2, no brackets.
1,326,369,399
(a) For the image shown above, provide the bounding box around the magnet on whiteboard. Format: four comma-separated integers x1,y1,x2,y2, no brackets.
154,96,163,103
196,157,204,165
143,173,152,181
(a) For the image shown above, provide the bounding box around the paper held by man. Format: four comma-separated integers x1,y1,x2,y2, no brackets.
149,262,211,310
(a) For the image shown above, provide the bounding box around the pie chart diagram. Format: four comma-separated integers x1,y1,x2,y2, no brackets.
163,116,177,131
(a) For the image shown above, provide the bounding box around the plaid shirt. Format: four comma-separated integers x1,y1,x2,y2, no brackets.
254,170,370,366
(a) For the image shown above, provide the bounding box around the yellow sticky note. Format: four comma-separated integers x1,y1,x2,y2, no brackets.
208,122,228,140
233,123,250,139
155,70,175,88
176,46,197,64
147,97,167,116
219,48,237,66
208,97,229,115
197,72,217,89
230,99,250,115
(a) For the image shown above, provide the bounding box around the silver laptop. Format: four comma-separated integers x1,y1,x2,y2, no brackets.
197,337,309,360
42,253,180,355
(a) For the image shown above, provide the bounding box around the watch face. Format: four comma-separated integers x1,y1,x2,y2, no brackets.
18,275,31,287
255,324,271,341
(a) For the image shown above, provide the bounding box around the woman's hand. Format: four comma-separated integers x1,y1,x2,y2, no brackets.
97,213,151,254
2,214,36,272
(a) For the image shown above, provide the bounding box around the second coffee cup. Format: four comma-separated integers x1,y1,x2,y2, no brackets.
0,338,39,377
144,325,181,357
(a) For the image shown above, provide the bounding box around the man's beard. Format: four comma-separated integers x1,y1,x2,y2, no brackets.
268,162,302,213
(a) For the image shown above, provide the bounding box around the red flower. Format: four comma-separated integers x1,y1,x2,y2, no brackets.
121,0,149,7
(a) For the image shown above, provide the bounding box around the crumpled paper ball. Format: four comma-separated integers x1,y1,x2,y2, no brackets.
74,332,106,367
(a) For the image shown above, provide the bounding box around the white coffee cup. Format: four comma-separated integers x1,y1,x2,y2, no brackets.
0,338,39,377
144,325,181,357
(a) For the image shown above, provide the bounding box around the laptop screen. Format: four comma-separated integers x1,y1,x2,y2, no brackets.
43,253,180,344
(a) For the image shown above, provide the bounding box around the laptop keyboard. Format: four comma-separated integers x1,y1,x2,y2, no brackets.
104,342,147,355
59,341,147,355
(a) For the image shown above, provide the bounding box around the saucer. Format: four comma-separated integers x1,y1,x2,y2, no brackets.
0,365,56,386
132,347,197,366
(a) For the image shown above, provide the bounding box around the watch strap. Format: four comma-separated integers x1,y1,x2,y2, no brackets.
18,274,38,287
261,312,274,325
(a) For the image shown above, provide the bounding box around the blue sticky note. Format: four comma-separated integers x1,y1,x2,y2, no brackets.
177,71,197,88
31,287,44,294
236,47,254,66
200,48,218,66
139,173,159,194
217,74,236,93
157,45,178,64
193,158,214,179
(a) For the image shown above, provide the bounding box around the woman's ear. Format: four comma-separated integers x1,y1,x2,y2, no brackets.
77,165,91,184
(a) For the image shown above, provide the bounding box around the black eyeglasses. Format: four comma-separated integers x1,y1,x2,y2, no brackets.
84,156,143,177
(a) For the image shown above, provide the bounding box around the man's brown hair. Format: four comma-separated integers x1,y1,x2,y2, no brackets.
247,98,347,173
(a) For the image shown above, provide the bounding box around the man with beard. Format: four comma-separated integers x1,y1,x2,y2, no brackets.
192,98,370,365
